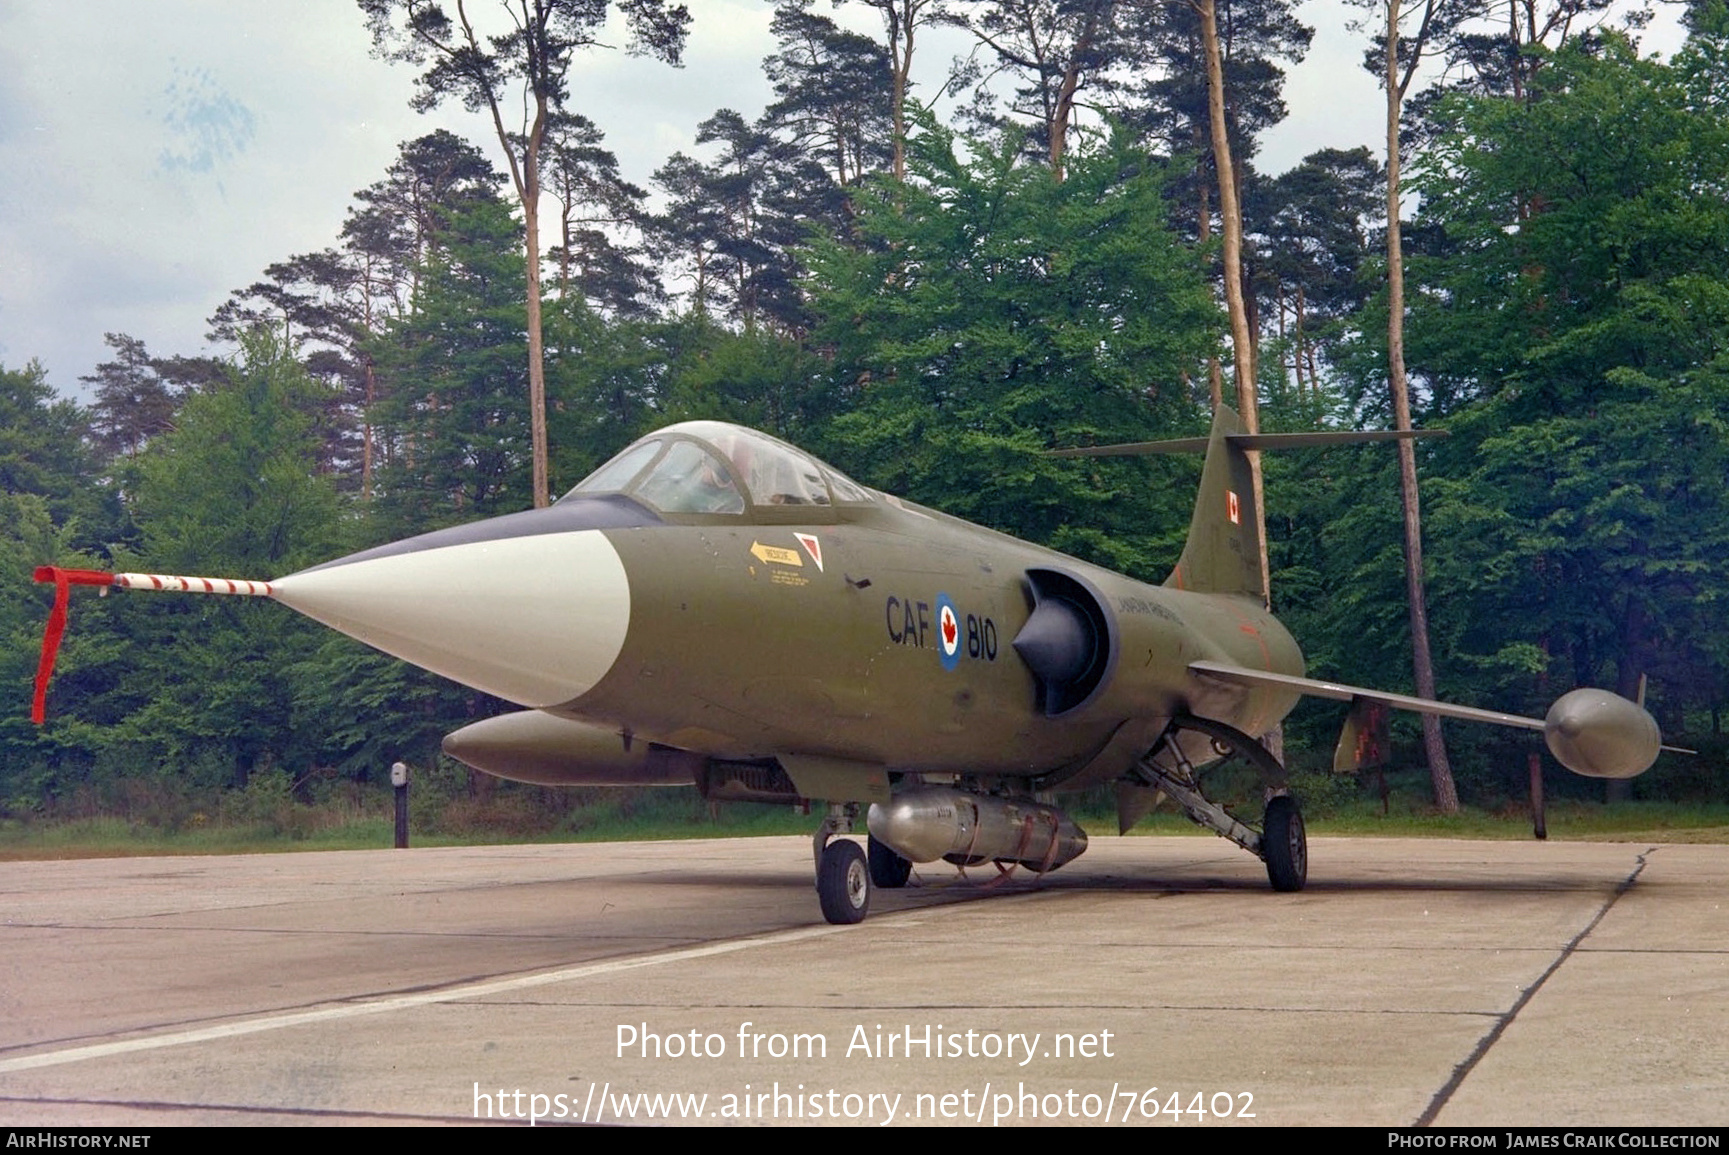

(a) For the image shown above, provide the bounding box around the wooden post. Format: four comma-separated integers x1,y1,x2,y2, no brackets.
1529,751,1546,841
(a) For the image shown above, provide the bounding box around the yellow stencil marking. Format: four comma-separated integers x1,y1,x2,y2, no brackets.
750,541,803,567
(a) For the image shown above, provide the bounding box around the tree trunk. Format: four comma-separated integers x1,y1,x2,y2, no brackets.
1198,0,1268,603
362,358,376,501
525,156,550,508
1384,0,1457,812
1197,179,1223,410
456,0,552,507
892,5,912,181
1048,6,1103,180
523,100,551,508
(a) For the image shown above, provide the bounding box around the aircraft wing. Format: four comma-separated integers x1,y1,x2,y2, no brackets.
1188,660,1545,732
1188,660,1682,779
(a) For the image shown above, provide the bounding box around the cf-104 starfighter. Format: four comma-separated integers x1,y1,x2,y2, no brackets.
32,406,1674,923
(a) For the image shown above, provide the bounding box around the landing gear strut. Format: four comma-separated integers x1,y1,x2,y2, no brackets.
1132,713,1308,892
813,804,870,924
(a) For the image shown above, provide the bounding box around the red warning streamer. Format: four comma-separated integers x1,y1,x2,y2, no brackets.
30,567,118,725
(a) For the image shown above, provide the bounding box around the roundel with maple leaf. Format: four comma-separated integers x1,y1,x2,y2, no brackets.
935,592,961,671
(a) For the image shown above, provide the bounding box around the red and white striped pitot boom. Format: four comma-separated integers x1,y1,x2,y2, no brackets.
112,573,275,597
30,566,275,724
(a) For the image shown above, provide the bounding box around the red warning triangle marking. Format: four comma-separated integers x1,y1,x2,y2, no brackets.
794,533,823,571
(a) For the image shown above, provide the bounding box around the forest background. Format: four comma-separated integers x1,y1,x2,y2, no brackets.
4,0,1728,838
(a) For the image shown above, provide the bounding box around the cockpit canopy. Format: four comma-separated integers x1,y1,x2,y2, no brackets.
558,421,875,520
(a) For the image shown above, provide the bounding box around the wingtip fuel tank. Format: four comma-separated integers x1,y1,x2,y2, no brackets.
1543,688,1662,780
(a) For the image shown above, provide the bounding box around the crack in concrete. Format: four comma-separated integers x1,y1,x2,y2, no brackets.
1414,846,1657,1126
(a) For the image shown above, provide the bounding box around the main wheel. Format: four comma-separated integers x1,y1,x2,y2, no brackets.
1262,794,1307,892
868,834,913,889
818,839,871,924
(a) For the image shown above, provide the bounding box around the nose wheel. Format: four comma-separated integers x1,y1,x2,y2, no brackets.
813,805,872,924
817,839,871,924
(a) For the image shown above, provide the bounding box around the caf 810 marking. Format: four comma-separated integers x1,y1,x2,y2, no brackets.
32,408,1679,924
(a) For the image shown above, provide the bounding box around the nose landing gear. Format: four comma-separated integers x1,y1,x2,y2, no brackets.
813,805,871,924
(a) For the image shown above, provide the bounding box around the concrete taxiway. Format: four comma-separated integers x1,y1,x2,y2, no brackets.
0,834,1724,1127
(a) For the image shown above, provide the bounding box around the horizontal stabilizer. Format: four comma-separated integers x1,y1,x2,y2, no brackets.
1054,408,1445,601
1049,428,1446,458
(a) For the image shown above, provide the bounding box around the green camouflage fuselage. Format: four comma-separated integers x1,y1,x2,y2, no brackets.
554,496,1302,791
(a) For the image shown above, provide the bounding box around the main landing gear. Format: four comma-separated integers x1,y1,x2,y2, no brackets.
1132,714,1308,892
1260,793,1306,891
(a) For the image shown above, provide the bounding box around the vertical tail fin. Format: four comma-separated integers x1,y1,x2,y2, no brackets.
1164,404,1264,599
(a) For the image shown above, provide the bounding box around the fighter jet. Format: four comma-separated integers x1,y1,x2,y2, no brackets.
31,405,1674,924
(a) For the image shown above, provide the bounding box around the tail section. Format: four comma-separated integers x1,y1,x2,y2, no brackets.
1166,405,1263,599
1049,406,1444,599
1049,411,1446,598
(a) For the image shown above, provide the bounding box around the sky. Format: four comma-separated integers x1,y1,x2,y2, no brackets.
0,0,1685,399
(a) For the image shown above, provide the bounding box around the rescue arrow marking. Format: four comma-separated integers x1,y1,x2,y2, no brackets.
749,541,803,567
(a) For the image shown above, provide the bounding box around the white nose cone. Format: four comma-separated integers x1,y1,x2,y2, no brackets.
272,530,630,708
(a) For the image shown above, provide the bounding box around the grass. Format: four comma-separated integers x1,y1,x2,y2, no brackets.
3,791,1727,860
1305,799,1729,842
0,802,825,860
0,815,450,860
